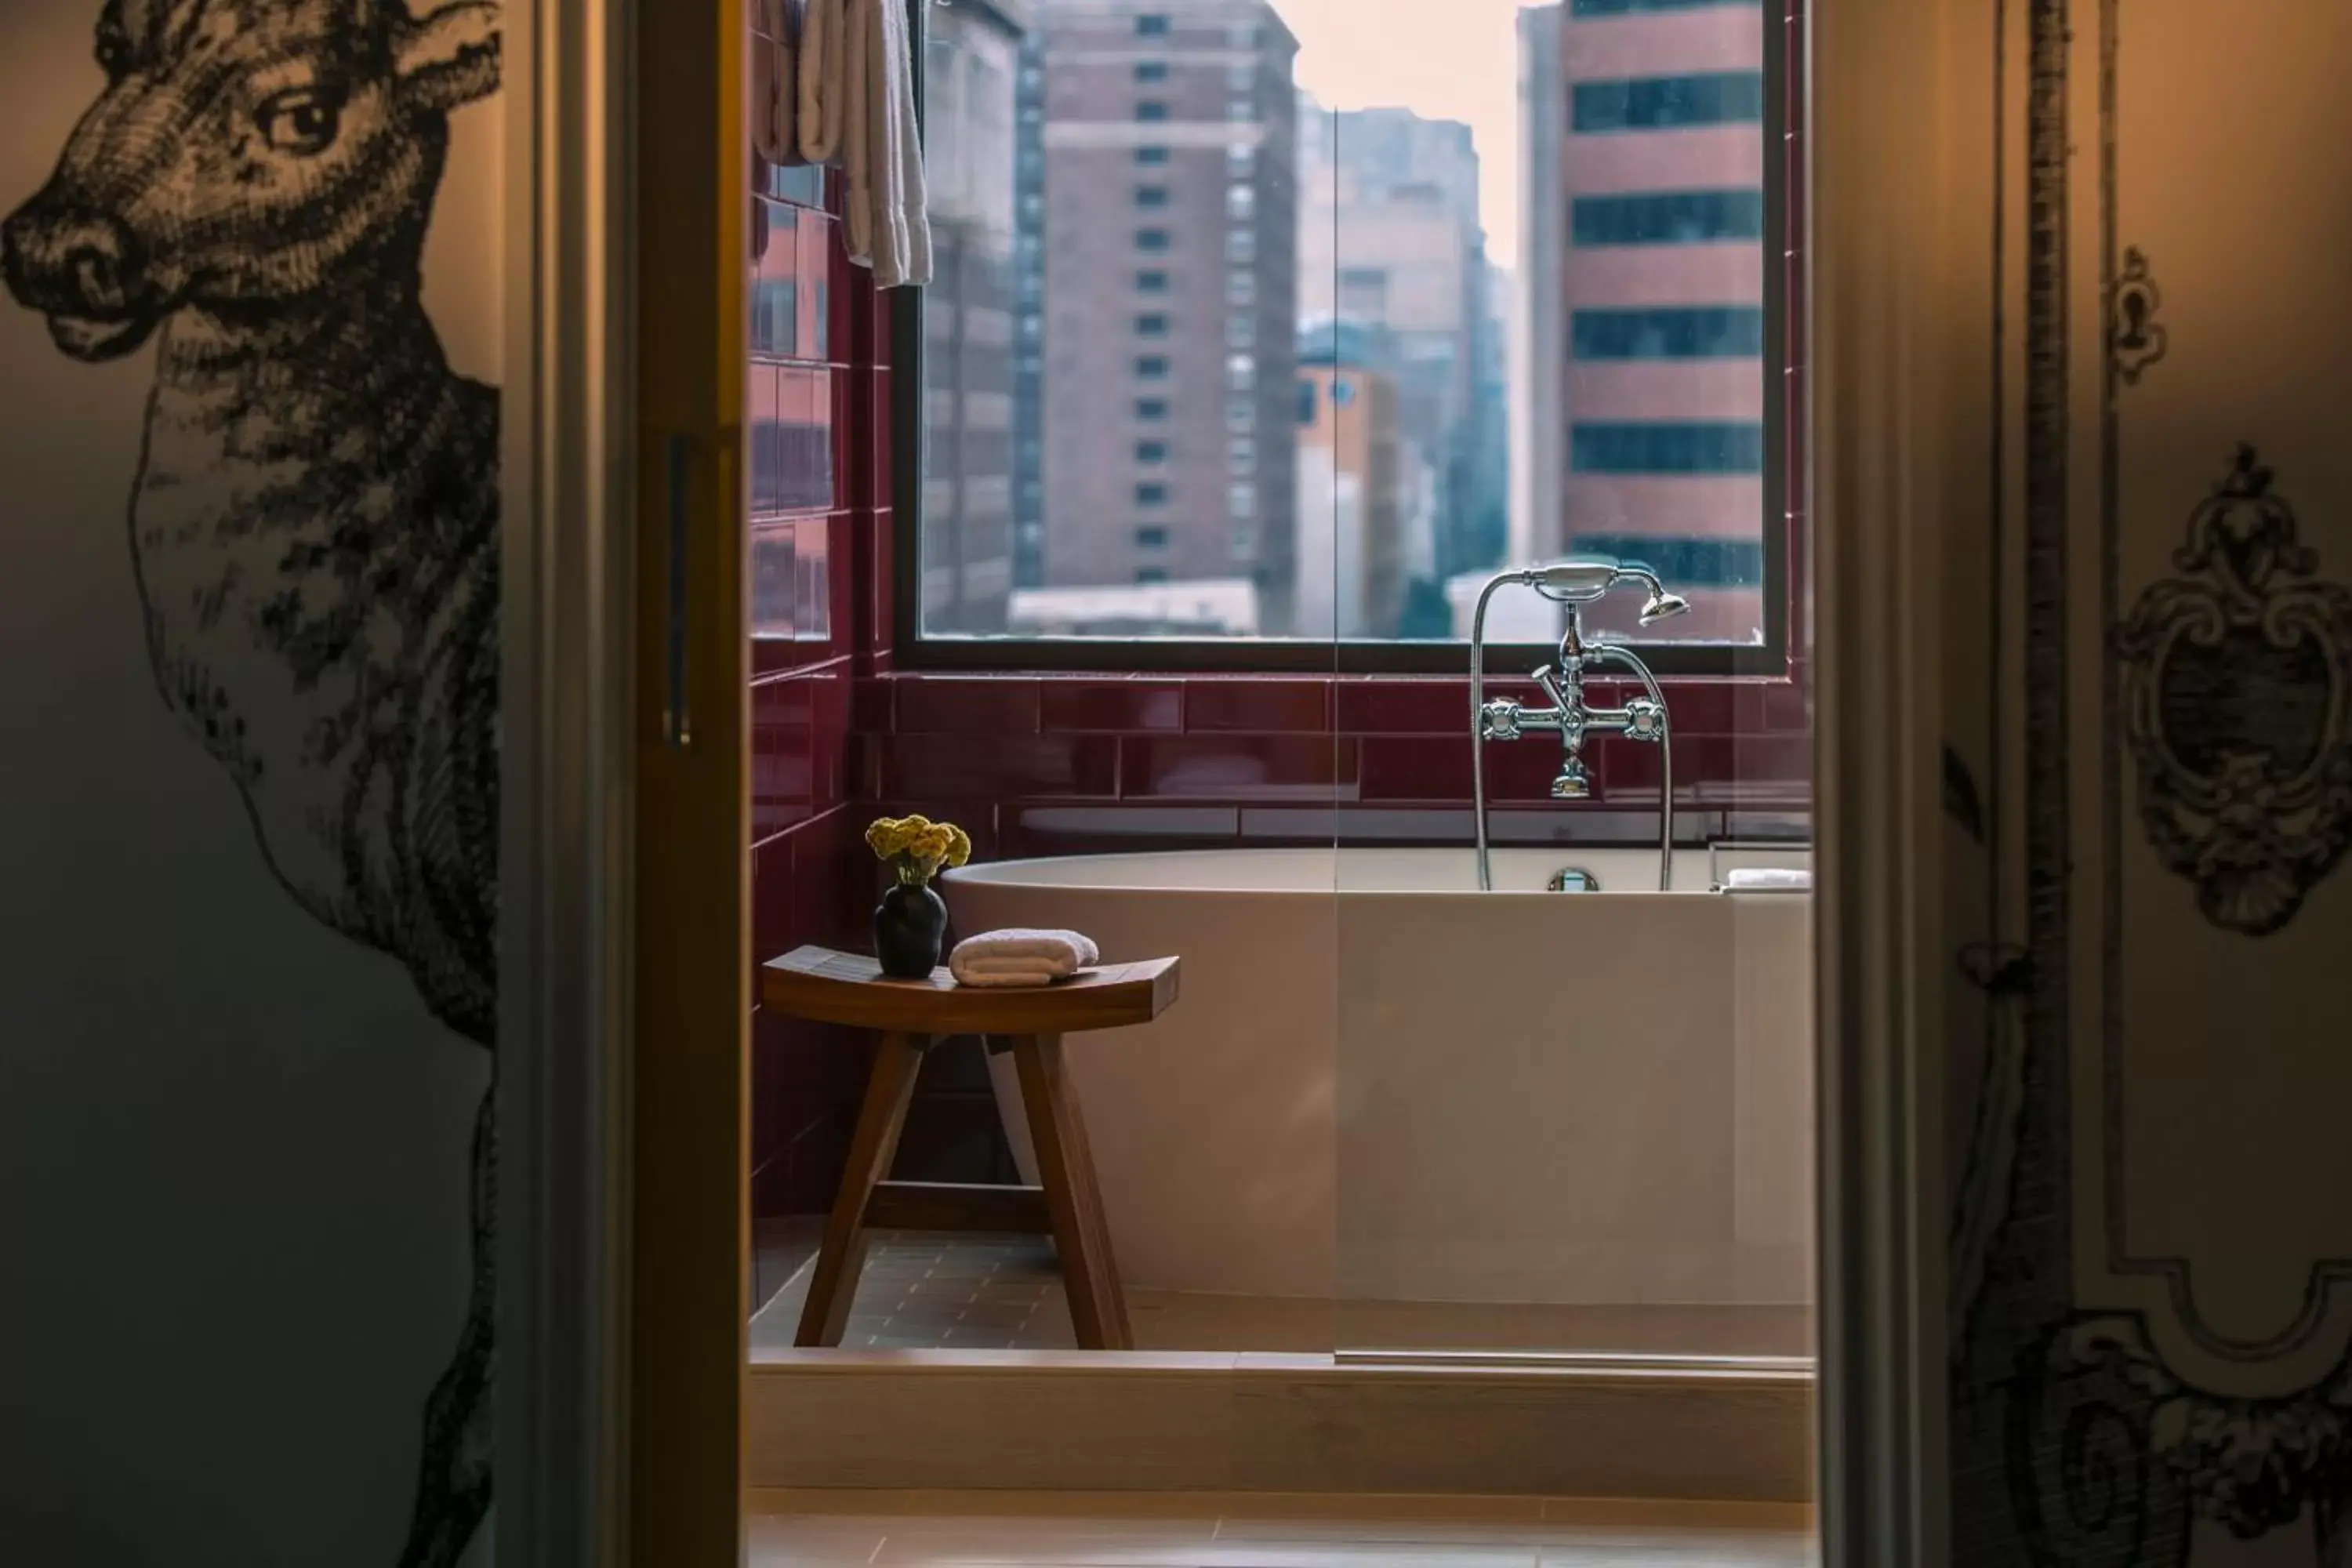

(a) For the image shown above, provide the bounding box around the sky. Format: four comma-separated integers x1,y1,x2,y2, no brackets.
1271,0,1530,261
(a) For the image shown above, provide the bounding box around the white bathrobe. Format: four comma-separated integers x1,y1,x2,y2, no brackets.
799,0,933,289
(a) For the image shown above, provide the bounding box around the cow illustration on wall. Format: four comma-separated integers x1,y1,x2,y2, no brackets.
1,2,503,1563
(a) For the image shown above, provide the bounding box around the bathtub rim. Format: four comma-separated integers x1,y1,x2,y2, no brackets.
944,845,1815,901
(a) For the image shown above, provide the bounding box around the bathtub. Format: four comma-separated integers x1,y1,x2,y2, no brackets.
943,845,1813,1313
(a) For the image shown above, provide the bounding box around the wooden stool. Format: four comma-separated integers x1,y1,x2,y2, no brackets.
760,945,1181,1351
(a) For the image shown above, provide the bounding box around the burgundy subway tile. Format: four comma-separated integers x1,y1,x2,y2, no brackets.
1359,736,1474,802
793,810,858,950
802,210,837,361
1040,679,1185,733
829,366,856,506
1475,737,1582,805
851,675,895,733
809,666,849,811
868,369,895,509
1121,735,1358,800
879,734,1119,800
893,676,1040,736
1657,681,1735,735
1764,677,1812,734
1337,679,1472,735
1733,732,1815,784
751,831,798,962
1183,678,1333,734
866,510,895,654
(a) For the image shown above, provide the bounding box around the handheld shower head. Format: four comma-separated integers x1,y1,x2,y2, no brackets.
1638,590,1693,626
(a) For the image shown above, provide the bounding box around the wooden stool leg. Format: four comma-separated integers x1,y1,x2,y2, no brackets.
1011,1033,1132,1350
796,1032,925,1347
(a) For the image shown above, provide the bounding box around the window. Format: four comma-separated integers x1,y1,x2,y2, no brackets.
1566,532,1766,587
1573,306,1766,359
1573,190,1764,245
1570,421,1766,475
905,0,1791,662
1573,71,1765,132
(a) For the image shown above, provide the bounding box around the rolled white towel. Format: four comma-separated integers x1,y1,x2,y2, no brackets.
949,929,1100,989
1724,867,1813,891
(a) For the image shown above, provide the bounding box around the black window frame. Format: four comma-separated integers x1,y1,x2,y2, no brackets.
890,0,1793,677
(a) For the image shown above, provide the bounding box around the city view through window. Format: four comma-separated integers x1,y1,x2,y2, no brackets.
916,0,1773,646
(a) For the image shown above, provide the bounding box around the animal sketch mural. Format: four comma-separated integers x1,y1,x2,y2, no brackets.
1,2,503,1563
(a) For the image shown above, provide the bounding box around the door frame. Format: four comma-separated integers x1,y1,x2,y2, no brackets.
494,0,1965,1562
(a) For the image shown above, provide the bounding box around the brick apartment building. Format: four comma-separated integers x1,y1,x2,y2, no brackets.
1516,0,1769,644
1025,0,1302,630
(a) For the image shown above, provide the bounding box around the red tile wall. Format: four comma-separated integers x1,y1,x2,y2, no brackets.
745,4,899,1216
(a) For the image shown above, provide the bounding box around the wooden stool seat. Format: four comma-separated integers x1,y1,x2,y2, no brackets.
760,945,1181,1351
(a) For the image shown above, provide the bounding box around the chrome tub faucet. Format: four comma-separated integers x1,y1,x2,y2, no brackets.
1468,559,1690,891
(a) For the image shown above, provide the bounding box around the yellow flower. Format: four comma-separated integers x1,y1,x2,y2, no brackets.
867,814,972,881
866,815,933,859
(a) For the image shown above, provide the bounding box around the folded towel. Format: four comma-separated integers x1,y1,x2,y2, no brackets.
949,930,1101,989
841,0,932,286
1725,867,1813,891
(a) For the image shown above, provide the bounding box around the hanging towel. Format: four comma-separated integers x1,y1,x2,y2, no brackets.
949,930,1102,989
796,0,847,164
752,0,801,167
844,0,933,286
799,0,931,287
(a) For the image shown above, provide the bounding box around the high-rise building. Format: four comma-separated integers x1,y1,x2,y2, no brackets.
1298,100,1504,621
1026,0,1302,626
920,0,1030,633
1515,0,1770,644
1295,326,1405,639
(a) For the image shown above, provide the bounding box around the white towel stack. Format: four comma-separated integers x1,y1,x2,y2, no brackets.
798,0,933,288
949,930,1101,989
1724,867,1813,892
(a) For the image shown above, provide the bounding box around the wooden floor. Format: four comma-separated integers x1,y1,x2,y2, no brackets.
747,1490,1817,1566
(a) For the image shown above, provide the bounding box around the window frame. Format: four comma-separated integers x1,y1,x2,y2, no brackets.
889,0,1794,678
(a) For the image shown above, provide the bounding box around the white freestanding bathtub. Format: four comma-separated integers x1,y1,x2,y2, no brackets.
943,845,1813,1312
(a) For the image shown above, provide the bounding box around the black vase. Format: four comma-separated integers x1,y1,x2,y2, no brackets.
874,881,949,978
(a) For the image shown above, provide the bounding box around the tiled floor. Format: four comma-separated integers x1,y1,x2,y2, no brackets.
747,1491,1817,1566
748,1229,1812,1359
